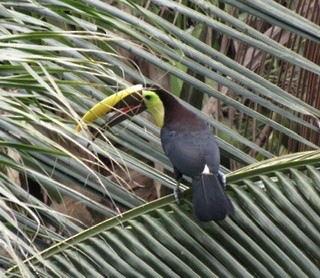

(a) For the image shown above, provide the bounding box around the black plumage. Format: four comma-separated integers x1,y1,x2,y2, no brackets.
156,90,234,221
80,86,234,222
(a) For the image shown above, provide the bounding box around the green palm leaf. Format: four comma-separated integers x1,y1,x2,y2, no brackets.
5,151,320,277
1,0,320,274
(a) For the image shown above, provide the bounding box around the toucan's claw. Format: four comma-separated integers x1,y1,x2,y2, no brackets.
174,184,181,204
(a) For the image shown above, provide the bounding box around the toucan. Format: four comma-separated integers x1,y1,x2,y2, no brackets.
77,85,234,222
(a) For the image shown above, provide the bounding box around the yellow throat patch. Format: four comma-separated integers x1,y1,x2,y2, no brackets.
142,91,165,128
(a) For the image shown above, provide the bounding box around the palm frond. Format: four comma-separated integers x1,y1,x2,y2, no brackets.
5,151,320,277
1,0,320,272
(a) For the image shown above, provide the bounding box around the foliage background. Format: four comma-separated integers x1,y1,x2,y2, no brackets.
0,0,320,275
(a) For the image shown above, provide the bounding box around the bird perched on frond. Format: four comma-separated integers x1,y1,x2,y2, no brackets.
77,85,234,221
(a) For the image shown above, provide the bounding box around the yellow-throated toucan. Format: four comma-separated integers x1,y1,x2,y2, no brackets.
77,85,234,221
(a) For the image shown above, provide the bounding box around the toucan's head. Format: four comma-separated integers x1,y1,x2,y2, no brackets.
141,90,164,127
76,84,165,133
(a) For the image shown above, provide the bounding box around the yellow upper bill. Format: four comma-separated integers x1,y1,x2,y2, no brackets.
76,84,143,132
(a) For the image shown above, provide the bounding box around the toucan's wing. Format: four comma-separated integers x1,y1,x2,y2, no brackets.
161,128,220,177
203,133,221,174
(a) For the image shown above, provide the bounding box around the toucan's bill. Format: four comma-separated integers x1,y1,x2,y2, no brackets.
76,84,148,132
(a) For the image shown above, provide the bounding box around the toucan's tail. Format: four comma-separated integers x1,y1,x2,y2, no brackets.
192,174,234,222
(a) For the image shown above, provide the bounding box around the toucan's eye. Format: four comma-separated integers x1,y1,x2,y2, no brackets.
144,94,152,101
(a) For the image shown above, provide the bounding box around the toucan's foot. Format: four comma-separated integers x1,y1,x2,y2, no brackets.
218,170,226,190
174,186,181,204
